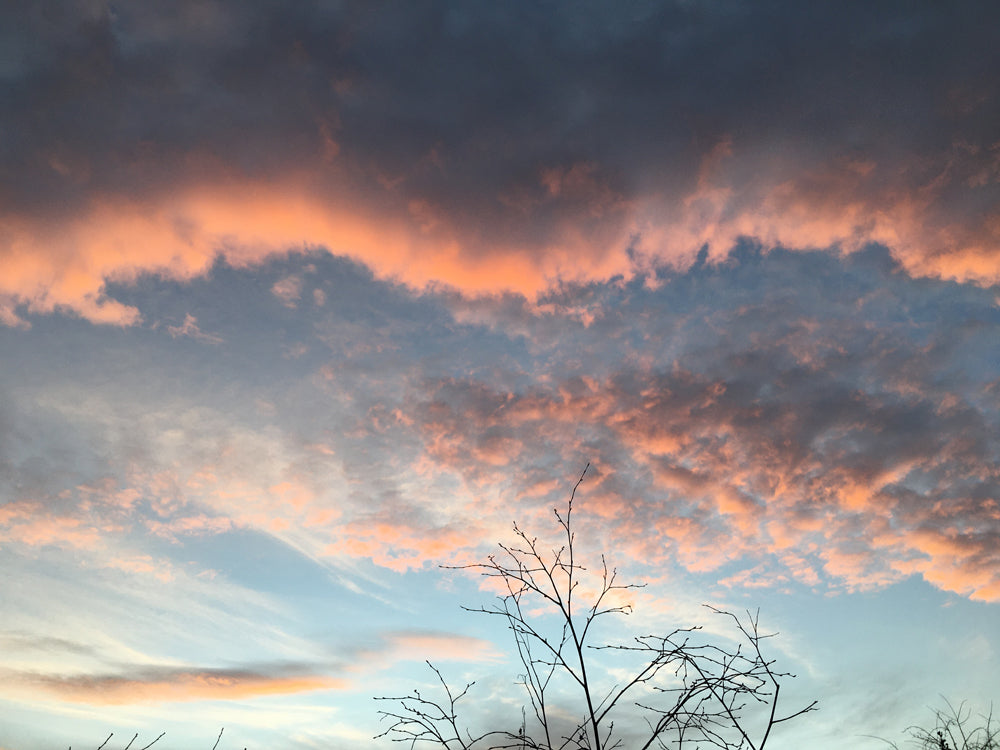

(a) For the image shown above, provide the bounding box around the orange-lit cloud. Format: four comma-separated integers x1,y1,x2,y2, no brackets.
3,0,999,332
3,137,999,327
105,554,176,583
166,313,223,344
4,217,997,609
380,631,502,665
6,667,343,705
4,7,999,748
631,143,1000,287
898,528,1000,602
330,518,478,573
145,514,234,540
393,361,1000,601
0,501,106,551
0,177,637,327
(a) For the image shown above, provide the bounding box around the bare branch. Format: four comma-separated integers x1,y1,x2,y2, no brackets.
875,698,999,750
137,733,164,750
376,465,816,750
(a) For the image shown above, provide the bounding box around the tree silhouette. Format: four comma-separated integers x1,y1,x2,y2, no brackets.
75,727,231,749
878,699,998,750
375,465,817,749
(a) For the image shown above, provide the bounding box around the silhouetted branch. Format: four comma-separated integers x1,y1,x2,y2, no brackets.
137,733,164,750
376,464,816,750
80,728,236,750
874,698,998,750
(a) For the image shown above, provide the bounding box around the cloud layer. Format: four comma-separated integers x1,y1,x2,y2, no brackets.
2,1,999,324
2,5,999,746
4,665,341,705
2,246,998,604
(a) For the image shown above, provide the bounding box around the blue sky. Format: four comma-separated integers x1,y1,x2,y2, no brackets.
1,2,999,749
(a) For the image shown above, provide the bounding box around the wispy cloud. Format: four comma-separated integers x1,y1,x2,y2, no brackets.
3,665,343,705
271,276,303,308
166,314,223,344
365,631,503,669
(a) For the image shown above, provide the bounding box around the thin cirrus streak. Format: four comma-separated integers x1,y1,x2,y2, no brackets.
1,667,344,705
0,631,503,708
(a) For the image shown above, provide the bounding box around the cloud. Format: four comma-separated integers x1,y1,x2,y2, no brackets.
271,275,303,307
630,141,1000,285
403,360,1000,599
3,665,343,705
166,313,222,343
329,517,481,573
144,514,234,541
104,554,176,583
357,246,1000,601
0,501,107,551
0,632,101,663
378,631,502,666
4,240,999,611
1,2,999,324
0,181,626,326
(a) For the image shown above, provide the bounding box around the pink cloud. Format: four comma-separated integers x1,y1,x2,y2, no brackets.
0,503,105,551
901,528,1000,602
6,668,343,705
718,564,791,591
0,177,637,326
397,369,1000,601
2,130,995,330
330,519,478,573
380,631,502,665
145,514,234,541
632,141,1000,286
106,555,176,583
271,275,302,307
166,313,223,344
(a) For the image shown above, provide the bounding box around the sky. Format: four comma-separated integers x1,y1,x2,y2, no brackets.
1,1,1000,748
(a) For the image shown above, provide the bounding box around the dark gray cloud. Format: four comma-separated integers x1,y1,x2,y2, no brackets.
2,1,998,282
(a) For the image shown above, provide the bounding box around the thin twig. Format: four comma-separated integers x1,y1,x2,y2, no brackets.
138,732,165,750
377,464,815,750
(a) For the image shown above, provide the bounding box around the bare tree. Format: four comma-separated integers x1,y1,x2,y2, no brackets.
75,728,231,750
878,699,998,750
375,465,816,750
